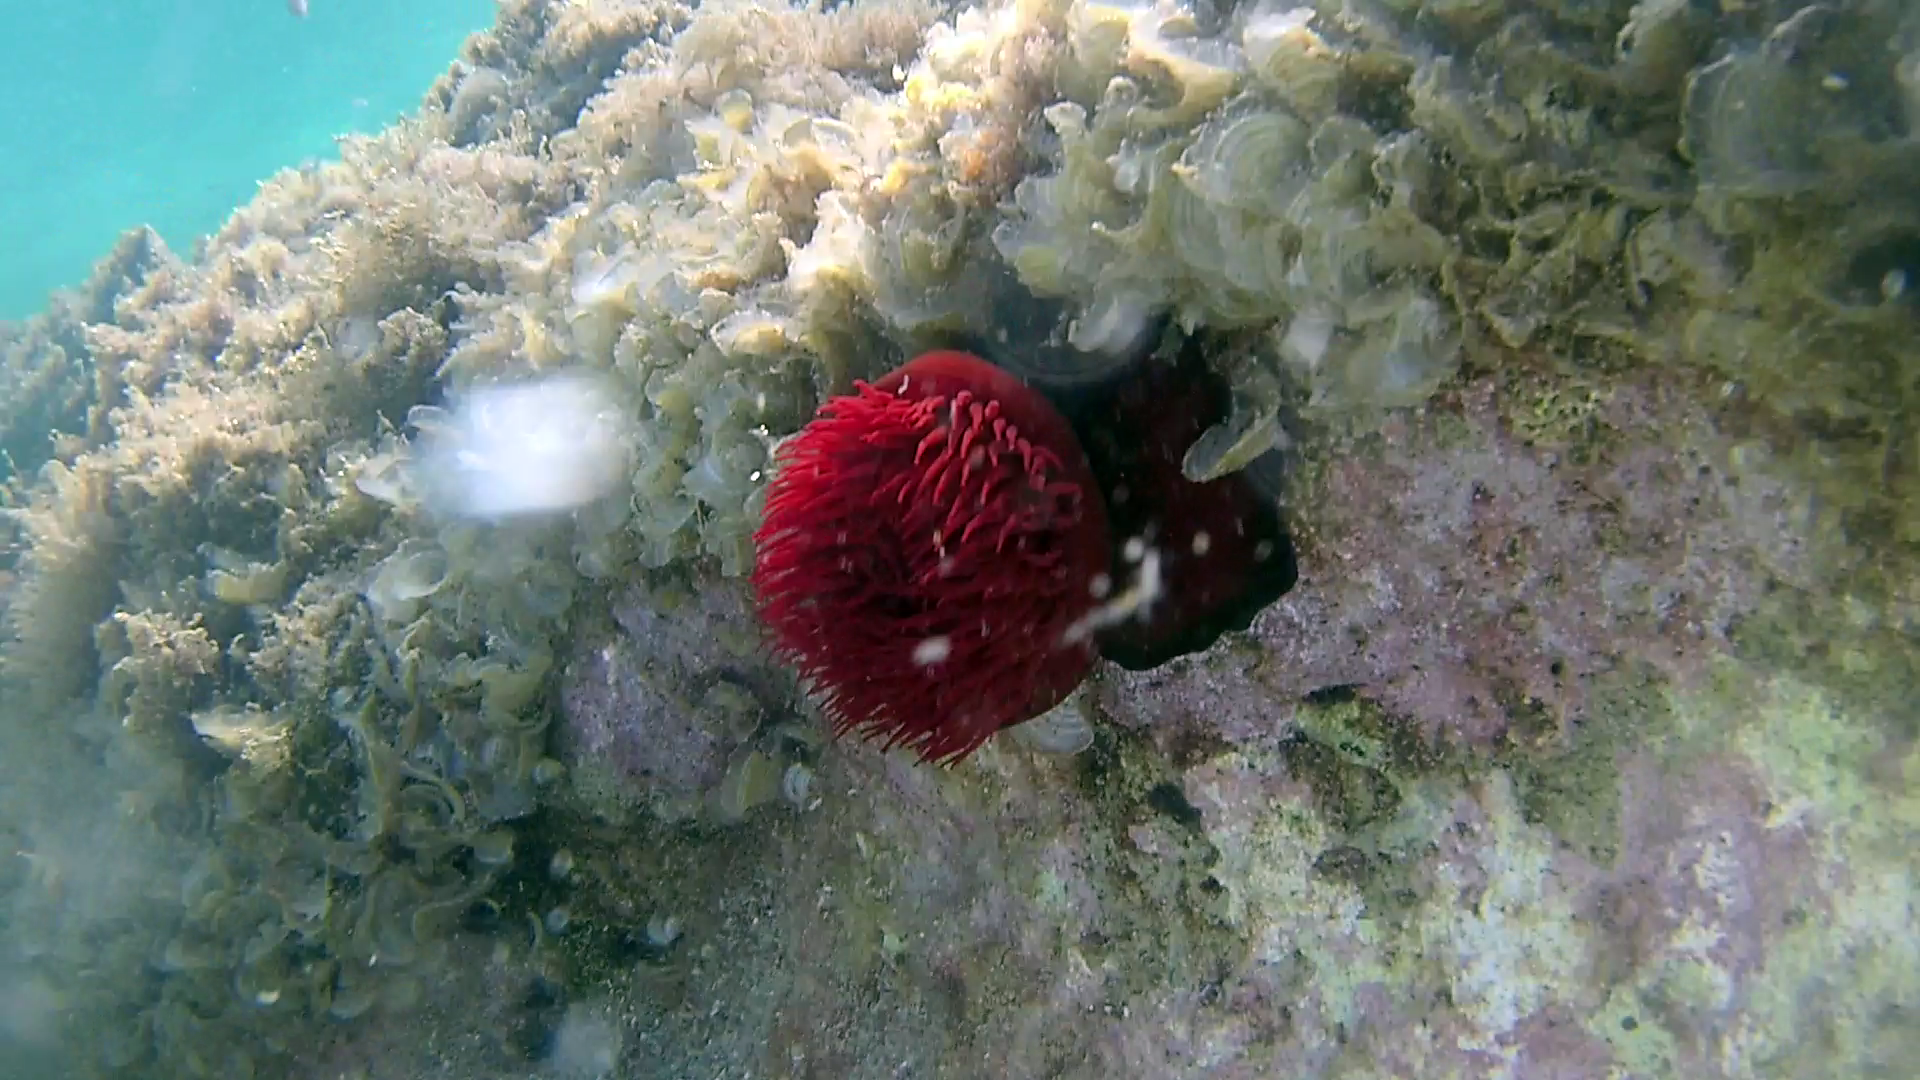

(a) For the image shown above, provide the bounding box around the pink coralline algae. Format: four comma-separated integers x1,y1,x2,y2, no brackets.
1102,370,1774,748
368,363,1905,1080
556,572,795,819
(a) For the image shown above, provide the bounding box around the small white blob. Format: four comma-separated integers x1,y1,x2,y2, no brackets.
1277,307,1336,371
912,636,952,666
549,1004,623,1078
417,374,631,520
781,762,814,808
644,913,682,949
1062,546,1164,643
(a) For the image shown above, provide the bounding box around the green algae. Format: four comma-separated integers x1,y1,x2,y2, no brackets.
1057,723,1244,997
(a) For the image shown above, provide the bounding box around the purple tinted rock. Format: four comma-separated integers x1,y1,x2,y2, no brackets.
555,570,793,818
301,373,1910,1080
1506,1005,1618,1080
1594,751,1825,1040
1105,371,1771,748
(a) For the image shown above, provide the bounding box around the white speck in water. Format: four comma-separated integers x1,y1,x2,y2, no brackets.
1882,268,1908,302
1062,547,1164,643
645,913,682,948
549,1005,623,1077
1191,531,1212,556
781,762,814,807
912,636,951,666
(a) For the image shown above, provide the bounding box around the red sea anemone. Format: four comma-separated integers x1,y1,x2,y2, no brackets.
753,342,1298,764
751,350,1113,764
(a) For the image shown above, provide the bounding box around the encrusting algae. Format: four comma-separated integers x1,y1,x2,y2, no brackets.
0,0,1917,1076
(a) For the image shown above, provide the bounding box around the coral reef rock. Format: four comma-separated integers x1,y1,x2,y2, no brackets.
0,0,1914,1077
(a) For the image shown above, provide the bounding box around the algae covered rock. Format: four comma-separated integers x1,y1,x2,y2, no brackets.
555,567,814,824
0,0,1915,1076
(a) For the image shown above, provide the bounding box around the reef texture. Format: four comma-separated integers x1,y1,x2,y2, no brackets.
0,0,1914,1077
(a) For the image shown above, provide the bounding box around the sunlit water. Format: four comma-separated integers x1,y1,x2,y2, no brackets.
0,0,494,319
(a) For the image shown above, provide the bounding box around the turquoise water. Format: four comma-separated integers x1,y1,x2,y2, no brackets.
0,0,496,321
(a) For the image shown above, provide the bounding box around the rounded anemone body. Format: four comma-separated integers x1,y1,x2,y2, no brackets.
1073,349,1298,670
752,350,1112,764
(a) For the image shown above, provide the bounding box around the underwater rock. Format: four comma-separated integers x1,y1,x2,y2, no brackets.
4,0,1919,1076
556,570,801,822
1103,365,1780,747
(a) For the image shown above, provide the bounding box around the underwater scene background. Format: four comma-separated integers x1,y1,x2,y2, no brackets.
0,0,496,321
0,0,1916,1077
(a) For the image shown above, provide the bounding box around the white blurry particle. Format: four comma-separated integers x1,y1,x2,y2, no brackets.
781,762,814,808
1122,536,1147,563
1191,531,1212,556
644,913,682,949
1253,540,1275,562
1820,72,1848,91
549,1005,623,1078
1882,268,1908,302
1277,307,1335,370
1089,572,1113,599
912,636,952,666
418,374,631,520
1062,546,1164,644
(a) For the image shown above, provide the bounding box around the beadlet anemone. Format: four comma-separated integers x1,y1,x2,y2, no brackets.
752,346,1294,764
